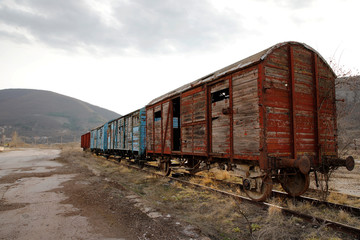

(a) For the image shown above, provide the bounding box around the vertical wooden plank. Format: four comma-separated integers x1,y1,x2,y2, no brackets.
313,53,321,166
162,101,171,154
129,116,133,151
258,62,267,169
232,68,260,156
152,108,155,152
229,76,234,163
289,45,297,159
146,108,154,152
161,104,163,154
179,86,207,155
139,108,146,156
179,96,182,153
154,105,162,153
206,84,210,157
170,100,174,152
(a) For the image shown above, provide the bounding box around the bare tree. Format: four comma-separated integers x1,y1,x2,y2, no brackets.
330,58,360,155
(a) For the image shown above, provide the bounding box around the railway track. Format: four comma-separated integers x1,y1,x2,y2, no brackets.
190,172,360,217
103,156,360,238
164,166,360,218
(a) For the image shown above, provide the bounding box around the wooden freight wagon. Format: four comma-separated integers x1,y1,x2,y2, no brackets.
81,132,90,150
109,108,146,158
146,41,354,200
90,124,107,154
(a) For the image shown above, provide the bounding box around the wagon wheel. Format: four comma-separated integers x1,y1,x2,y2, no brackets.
280,170,310,197
159,160,171,176
243,175,273,202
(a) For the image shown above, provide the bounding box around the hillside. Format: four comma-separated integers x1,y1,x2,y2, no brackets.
0,89,121,144
336,76,360,151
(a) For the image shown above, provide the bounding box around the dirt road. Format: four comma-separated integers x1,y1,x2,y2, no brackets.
0,148,109,239
0,148,207,240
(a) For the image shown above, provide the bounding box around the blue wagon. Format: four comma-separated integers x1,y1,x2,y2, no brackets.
104,108,146,159
90,123,109,154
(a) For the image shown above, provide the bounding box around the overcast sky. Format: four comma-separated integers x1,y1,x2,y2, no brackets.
0,0,359,115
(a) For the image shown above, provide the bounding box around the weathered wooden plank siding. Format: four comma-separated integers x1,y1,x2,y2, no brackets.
139,108,147,156
264,46,292,157
126,116,132,151
115,118,122,150
154,105,162,153
232,68,260,155
132,113,140,152
90,129,96,149
162,101,171,154
120,118,125,150
292,45,317,155
181,94,193,124
108,121,115,150
146,109,153,151
193,124,206,153
181,86,207,154
181,126,193,153
211,80,230,154
263,44,337,161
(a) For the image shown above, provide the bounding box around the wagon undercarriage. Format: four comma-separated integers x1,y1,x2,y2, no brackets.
150,153,354,201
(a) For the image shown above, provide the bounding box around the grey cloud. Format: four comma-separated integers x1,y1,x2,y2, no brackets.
0,0,244,54
0,29,31,43
255,0,315,9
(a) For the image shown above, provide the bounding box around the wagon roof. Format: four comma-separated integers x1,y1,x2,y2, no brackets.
147,41,334,106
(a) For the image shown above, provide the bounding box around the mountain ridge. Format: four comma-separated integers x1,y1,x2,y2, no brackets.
0,88,121,144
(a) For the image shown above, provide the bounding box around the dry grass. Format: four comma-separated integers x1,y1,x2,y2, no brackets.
211,169,230,180
336,210,352,223
327,192,349,204
267,197,284,206
275,194,360,229
190,169,231,189
191,172,214,186
253,205,351,240
56,148,358,240
328,191,360,207
321,208,359,227
287,200,313,214
267,205,282,219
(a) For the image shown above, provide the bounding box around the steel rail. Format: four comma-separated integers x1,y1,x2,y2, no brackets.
272,190,360,217
177,170,360,217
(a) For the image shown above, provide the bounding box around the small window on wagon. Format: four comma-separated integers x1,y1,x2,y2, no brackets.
211,88,229,103
154,110,161,122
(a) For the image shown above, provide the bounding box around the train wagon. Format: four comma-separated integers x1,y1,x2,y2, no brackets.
145,41,354,201
81,132,90,150
90,124,107,154
105,108,146,159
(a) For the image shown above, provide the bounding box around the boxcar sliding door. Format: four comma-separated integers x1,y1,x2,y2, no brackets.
210,79,231,154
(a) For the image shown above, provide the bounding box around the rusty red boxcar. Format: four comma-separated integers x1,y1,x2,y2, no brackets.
145,41,354,200
81,132,90,150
